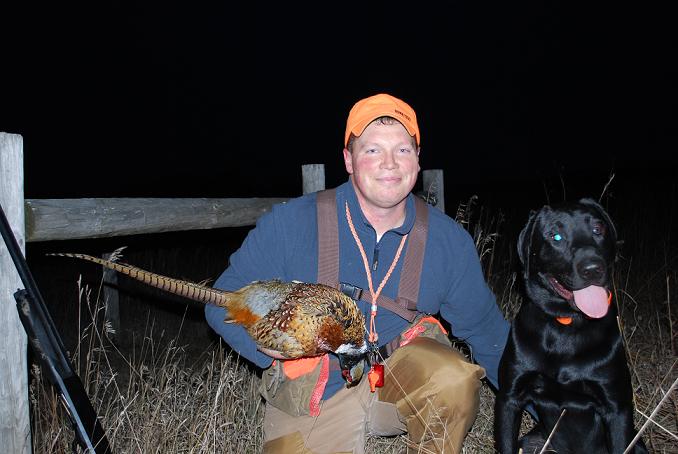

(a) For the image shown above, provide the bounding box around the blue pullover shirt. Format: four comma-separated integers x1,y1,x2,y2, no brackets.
205,180,510,400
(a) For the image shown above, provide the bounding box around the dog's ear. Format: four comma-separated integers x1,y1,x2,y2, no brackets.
578,198,618,243
517,209,539,268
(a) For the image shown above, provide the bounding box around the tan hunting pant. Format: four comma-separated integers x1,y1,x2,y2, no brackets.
263,337,485,454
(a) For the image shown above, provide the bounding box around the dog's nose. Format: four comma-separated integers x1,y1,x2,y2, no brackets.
577,259,605,281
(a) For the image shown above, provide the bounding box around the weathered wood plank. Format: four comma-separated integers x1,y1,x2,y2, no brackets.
25,197,289,242
302,164,326,194
422,169,445,213
0,132,31,454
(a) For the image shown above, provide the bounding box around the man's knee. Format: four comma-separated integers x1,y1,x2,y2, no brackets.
430,352,484,412
384,337,484,413
436,352,484,388
379,338,485,452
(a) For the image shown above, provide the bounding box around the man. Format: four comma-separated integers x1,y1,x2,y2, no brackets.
205,93,510,453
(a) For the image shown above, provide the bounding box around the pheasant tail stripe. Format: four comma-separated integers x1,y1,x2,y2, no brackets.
46,253,229,307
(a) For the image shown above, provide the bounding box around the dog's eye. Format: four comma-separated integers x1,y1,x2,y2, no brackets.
551,233,563,242
592,223,606,236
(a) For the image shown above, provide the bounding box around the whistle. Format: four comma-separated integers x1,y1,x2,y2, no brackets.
368,364,384,392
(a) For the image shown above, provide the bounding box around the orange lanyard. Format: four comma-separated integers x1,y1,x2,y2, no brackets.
344,202,407,343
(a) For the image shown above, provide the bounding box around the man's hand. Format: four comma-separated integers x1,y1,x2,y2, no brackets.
258,346,290,359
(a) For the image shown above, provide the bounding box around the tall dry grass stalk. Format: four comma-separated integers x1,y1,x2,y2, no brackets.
30,196,677,453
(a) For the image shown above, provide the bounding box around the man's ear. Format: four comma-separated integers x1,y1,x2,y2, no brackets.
343,148,353,174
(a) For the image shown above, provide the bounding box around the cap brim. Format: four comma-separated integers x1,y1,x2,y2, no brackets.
345,115,419,146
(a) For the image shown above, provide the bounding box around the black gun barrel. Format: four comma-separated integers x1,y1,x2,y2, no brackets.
0,202,112,453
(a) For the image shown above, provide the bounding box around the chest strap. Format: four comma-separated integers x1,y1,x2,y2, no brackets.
316,188,428,323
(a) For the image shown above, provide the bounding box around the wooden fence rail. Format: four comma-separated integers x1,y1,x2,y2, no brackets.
25,197,289,242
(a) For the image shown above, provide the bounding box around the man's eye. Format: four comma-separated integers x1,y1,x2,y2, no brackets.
399,148,412,153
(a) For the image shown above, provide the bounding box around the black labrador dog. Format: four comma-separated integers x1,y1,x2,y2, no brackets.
494,198,647,453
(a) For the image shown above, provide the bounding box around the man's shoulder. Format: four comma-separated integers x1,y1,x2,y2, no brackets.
270,192,319,217
424,203,472,242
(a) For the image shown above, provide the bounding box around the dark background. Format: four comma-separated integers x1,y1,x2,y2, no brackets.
2,2,676,210
1,0,676,361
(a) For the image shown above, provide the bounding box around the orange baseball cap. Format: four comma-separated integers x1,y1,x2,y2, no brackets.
344,93,420,147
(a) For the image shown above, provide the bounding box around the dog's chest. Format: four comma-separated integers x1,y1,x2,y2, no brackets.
541,329,571,353
528,334,618,387
540,328,610,362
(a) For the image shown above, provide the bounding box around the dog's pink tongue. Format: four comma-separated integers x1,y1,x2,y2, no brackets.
573,285,609,318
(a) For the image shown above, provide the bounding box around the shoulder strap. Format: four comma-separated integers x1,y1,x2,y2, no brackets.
316,189,339,287
316,190,428,323
398,196,429,310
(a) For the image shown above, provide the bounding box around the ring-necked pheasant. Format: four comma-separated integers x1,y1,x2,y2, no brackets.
48,252,369,385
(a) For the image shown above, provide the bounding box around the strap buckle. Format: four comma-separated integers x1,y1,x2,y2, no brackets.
339,282,362,301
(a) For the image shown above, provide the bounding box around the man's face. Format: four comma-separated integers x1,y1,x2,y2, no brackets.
343,120,420,211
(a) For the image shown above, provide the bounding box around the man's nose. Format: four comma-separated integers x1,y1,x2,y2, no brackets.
380,151,397,169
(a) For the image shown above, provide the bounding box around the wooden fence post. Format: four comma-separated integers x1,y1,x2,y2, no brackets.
0,132,31,453
422,169,445,213
302,164,325,194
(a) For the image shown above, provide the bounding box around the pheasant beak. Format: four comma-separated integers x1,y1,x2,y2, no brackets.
337,354,366,388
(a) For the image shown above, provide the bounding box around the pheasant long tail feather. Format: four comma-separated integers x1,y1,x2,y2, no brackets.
48,253,231,307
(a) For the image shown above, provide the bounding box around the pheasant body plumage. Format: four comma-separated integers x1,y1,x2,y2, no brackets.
224,279,367,359
48,253,368,376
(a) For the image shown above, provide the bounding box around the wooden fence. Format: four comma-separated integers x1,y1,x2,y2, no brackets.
0,132,445,452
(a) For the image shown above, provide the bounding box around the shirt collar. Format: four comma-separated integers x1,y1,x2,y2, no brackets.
338,179,417,237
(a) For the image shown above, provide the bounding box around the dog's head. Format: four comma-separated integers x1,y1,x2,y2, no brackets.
517,198,618,320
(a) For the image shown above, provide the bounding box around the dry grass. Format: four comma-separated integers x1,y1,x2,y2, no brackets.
30,278,265,453
30,197,677,453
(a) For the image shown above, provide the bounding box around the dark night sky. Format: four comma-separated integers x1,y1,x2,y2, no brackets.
2,2,677,213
